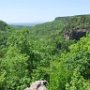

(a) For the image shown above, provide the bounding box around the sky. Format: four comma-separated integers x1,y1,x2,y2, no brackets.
0,0,90,23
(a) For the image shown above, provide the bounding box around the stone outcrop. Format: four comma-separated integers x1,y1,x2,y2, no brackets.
64,29,88,40
24,80,47,90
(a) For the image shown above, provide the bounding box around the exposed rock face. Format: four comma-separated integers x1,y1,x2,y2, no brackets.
64,29,88,40
24,80,47,90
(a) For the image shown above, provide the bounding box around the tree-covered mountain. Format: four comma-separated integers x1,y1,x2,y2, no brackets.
0,14,90,90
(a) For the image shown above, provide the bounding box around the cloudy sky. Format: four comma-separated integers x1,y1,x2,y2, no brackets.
0,0,90,23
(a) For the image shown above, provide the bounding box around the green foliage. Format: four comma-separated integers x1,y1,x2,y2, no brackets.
0,21,8,31
0,15,90,90
1,47,30,90
64,14,90,30
66,68,90,90
50,34,90,90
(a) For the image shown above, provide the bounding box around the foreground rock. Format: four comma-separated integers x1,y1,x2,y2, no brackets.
24,80,47,90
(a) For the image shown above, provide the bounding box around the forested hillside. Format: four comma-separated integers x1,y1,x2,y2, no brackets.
0,14,90,90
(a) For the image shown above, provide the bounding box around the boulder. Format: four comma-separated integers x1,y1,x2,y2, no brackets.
24,80,47,90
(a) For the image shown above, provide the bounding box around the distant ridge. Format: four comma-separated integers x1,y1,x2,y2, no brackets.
55,14,90,21
10,22,41,26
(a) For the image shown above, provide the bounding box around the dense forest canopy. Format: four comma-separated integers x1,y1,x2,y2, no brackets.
0,14,90,90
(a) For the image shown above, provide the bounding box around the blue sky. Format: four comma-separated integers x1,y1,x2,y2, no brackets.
0,0,90,23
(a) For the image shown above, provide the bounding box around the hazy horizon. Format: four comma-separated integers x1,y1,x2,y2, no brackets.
0,0,90,23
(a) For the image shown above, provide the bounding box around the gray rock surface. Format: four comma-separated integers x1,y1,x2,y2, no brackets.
24,80,47,90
